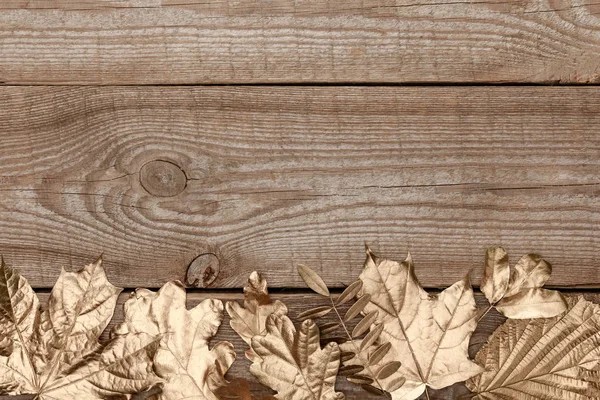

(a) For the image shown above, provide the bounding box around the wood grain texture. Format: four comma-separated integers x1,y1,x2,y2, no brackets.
8,291,597,400
2,0,600,84
0,86,598,289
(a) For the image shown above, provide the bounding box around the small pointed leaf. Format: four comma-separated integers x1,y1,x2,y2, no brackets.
344,294,371,322
297,306,333,322
297,264,330,297
336,280,363,306
352,311,378,338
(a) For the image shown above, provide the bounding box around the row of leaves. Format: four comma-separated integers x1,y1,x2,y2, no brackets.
0,246,599,400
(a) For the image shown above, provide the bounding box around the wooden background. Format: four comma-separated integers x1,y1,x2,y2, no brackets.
1,1,599,399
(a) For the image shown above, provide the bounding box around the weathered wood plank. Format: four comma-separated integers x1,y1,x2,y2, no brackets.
0,291,597,400
2,1,600,84
0,86,598,289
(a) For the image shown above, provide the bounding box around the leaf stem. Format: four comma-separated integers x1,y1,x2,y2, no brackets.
329,296,385,392
477,305,494,323
425,386,430,400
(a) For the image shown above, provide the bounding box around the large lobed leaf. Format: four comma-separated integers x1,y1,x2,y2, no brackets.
467,296,600,399
481,247,567,319
226,271,288,360
250,314,345,400
0,257,160,399
347,247,483,400
113,280,235,400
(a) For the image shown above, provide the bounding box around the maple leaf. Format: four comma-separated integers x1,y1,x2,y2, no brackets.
346,247,483,400
480,247,567,319
249,314,345,400
226,271,287,359
215,377,277,400
113,280,236,400
466,296,600,399
0,257,161,399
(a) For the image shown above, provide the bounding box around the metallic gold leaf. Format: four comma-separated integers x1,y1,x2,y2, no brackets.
482,248,567,319
466,296,600,399
336,281,363,306
249,314,345,400
215,377,277,400
352,311,378,338
114,280,235,400
0,257,161,399
297,264,330,297
298,306,333,322
319,322,341,335
0,257,39,357
226,271,287,359
344,294,371,322
481,247,510,305
343,247,483,400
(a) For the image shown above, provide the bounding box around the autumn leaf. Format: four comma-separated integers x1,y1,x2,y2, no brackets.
481,247,567,319
466,296,600,399
113,280,235,400
296,265,401,395
249,314,345,400
345,247,483,400
226,271,287,359
0,257,160,399
215,378,277,400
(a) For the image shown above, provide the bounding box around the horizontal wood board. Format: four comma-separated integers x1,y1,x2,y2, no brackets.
0,86,598,289
3,290,597,400
2,1,600,84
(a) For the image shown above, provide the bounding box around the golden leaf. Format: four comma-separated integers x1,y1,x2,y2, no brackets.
226,271,287,359
215,377,277,400
249,314,345,400
481,247,567,319
0,257,161,399
114,280,235,400
466,296,600,399
343,247,483,400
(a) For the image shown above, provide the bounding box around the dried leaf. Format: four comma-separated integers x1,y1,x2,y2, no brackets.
215,378,277,400
466,296,600,399
114,281,236,400
352,311,378,338
0,257,160,399
226,271,287,359
249,314,345,400
343,248,483,399
482,247,567,319
298,306,333,322
336,281,363,306
344,294,371,322
481,247,510,305
319,322,341,335
297,264,330,297
377,361,402,380
360,324,384,352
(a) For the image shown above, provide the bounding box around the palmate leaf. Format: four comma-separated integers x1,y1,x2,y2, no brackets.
344,247,483,400
113,281,236,400
466,296,600,399
249,314,345,400
481,247,567,319
0,257,160,399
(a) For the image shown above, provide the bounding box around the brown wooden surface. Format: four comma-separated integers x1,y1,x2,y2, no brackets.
0,86,598,289
3,1,600,84
7,290,597,400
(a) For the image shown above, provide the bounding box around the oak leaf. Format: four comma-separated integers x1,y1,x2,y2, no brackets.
345,247,483,400
481,247,567,319
0,257,161,399
466,296,600,399
249,314,345,400
113,280,235,400
226,272,287,359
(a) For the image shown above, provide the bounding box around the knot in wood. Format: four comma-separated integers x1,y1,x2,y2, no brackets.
139,160,187,197
186,253,220,288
